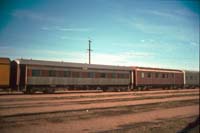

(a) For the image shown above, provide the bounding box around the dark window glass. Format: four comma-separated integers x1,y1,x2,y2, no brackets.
100,73,106,78
118,73,123,78
88,72,95,78
118,73,127,78
155,73,159,78
123,74,126,78
64,71,71,77
112,73,117,78
162,73,165,78
147,73,151,78
125,74,129,78
56,71,62,77
72,72,80,78
190,76,193,80
32,70,41,76
49,70,56,77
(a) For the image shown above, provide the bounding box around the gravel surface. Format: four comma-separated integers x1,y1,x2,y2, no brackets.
0,88,199,133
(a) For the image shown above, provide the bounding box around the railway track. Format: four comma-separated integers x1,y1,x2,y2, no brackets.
0,89,199,116
0,88,198,100
0,88,199,133
0,92,199,109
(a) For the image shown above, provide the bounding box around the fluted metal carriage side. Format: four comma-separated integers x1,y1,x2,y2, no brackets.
12,59,132,93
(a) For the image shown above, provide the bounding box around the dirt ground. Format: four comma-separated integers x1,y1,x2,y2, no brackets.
0,88,199,133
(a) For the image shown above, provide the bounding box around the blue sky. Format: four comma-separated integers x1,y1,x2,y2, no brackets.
0,0,199,70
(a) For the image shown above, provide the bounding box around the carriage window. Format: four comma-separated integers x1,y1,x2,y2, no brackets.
162,73,165,78
119,73,126,78
141,72,144,78
125,74,129,78
72,72,80,78
147,73,151,78
49,70,56,77
32,70,41,76
190,76,193,80
112,73,117,78
155,73,159,78
100,73,106,78
88,72,95,78
64,71,71,77
118,74,122,78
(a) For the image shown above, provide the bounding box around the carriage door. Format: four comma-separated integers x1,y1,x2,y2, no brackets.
19,64,26,90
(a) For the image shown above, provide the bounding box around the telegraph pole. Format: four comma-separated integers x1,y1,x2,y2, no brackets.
88,40,92,64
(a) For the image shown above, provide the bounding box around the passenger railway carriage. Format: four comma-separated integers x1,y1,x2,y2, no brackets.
0,57,199,93
11,59,132,93
132,67,184,90
183,70,199,88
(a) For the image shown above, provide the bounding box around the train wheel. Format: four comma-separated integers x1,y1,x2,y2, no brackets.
26,88,36,94
96,86,101,90
49,88,55,93
43,88,55,94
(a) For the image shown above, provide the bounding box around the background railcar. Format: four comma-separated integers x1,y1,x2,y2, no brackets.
183,70,199,88
132,67,184,90
0,58,11,89
12,59,132,93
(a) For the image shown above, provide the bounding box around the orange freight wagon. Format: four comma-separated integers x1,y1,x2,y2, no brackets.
0,58,10,88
